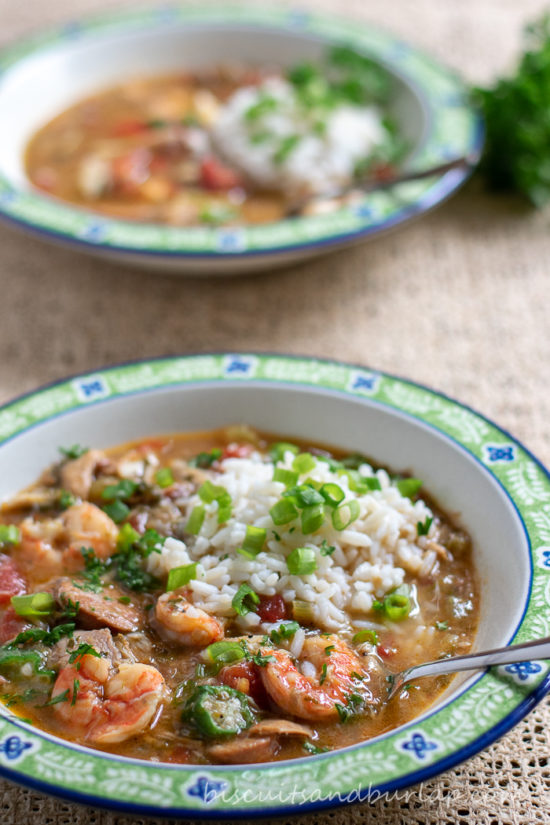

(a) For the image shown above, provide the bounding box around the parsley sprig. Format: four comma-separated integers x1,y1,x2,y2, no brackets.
475,13,550,206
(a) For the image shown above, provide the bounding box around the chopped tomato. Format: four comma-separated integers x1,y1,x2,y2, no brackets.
111,148,152,194
199,156,242,190
221,443,254,460
0,554,26,605
0,606,28,645
377,643,397,660
111,119,149,138
219,661,269,708
257,594,288,623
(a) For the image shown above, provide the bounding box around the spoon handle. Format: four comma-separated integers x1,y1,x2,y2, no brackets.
286,152,479,217
388,635,550,700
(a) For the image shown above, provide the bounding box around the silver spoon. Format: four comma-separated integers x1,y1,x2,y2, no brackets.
386,635,550,702
285,152,479,217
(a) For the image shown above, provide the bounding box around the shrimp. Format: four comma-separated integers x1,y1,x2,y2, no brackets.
60,449,110,499
259,634,380,722
155,588,224,646
18,502,118,579
52,654,165,744
62,502,118,565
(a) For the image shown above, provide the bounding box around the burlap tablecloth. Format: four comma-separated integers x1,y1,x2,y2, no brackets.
0,0,549,821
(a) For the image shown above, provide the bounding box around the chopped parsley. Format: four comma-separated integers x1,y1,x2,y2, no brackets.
59,444,88,460
58,490,76,510
303,741,330,755
71,679,80,706
68,643,102,670
417,516,433,536
320,540,336,556
189,448,222,468
6,623,75,649
319,663,328,685
43,689,70,706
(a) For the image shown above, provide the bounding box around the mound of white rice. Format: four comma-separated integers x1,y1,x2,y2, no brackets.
147,449,438,633
212,77,388,196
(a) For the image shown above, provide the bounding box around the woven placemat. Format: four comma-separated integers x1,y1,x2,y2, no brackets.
0,0,549,821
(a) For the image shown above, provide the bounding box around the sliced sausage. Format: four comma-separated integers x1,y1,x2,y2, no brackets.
53,578,141,632
48,628,121,670
207,736,278,764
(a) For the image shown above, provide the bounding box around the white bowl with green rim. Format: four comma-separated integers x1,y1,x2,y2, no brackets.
0,4,483,276
0,353,548,817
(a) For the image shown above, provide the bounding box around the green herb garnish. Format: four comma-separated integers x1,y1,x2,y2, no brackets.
475,14,550,206
68,643,101,670
232,583,260,616
286,546,317,576
59,445,88,460
0,525,20,546
166,563,197,591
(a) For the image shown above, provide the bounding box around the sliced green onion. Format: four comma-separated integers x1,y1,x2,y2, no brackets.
301,504,325,534
285,485,325,507
186,505,205,535
286,546,317,575
116,523,140,553
269,621,300,643
377,585,412,621
232,583,260,616
292,599,314,624
269,498,299,526
269,442,299,463
303,477,322,491
331,499,360,531
155,467,174,488
292,453,316,475
384,592,411,621
11,592,55,619
102,500,130,523
236,526,266,559
319,483,345,507
205,641,246,667
198,481,232,524
352,629,379,645
167,563,197,591
435,621,449,631
363,476,382,491
396,478,423,498
272,467,299,487
0,525,20,546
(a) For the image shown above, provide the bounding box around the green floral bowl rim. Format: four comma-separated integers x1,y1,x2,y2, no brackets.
0,353,548,817
0,4,484,260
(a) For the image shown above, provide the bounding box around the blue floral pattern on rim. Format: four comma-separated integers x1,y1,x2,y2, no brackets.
0,4,483,261
0,353,547,819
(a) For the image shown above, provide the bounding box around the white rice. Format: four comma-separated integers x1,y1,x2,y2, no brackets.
147,450,436,632
212,77,388,196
